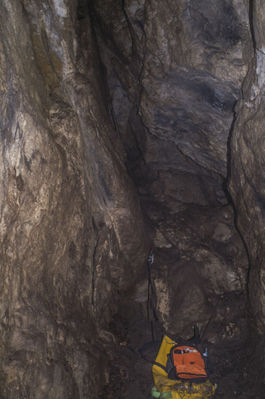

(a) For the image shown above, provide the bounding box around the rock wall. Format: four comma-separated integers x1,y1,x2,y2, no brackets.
229,0,265,340
92,0,251,345
0,1,147,397
1,0,265,397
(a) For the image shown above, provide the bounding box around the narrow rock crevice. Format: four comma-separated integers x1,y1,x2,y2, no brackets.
0,0,265,398
249,0,257,52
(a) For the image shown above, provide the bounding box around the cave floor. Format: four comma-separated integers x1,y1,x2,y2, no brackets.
100,302,263,399
98,246,262,399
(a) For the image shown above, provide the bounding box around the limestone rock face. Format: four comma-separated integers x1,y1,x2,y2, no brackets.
229,1,265,333
1,0,265,397
93,0,250,342
0,1,147,397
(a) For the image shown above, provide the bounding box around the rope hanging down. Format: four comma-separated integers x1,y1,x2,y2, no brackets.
147,248,155,322
147,248,162,350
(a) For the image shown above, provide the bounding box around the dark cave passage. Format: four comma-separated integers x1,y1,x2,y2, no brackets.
0,0,265,398
88,0,263,397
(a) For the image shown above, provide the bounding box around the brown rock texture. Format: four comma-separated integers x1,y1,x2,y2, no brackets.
92,0,250,344
229,1,265,384
230,0,265,331
0,1,147,397
0,0,265,398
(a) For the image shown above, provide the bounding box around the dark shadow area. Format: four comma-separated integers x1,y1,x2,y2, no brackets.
83,1,263,397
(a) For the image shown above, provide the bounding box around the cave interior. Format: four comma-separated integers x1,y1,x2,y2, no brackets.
1,0,265,398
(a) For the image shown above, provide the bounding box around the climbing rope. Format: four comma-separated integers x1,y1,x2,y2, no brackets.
147,248,164,352
147,247,154,322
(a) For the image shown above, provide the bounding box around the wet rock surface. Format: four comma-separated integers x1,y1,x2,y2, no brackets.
92,0,263,397
0,0,265,398
0,1,148,397
229,0,265,388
